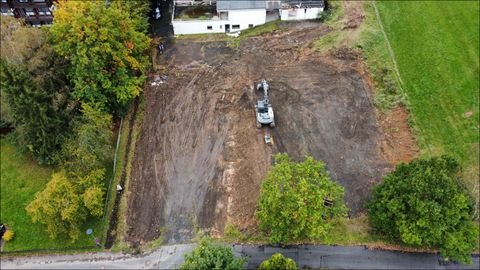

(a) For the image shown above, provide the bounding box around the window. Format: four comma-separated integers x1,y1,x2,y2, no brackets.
18,0,29,3
207,25,212,30
38,7,51,16
219,11,228,20
219,25,222,29
248,24,253,28
1,7,12,16
24,8,35,17
232,24,240,30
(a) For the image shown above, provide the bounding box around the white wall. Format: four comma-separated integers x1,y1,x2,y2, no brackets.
227,9,266,30
280,7,323,21
173,8,266,35
173,20,227,35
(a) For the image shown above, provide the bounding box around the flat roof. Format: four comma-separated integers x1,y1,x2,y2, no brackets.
217,0,267,10
282,0,325,8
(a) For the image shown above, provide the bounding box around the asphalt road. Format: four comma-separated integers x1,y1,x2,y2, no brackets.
1,244,478,269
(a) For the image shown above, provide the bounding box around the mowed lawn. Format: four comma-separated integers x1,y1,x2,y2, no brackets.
376,1,479,192
0,140,100,251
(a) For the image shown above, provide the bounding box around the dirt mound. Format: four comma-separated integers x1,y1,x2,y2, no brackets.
125,20,417,246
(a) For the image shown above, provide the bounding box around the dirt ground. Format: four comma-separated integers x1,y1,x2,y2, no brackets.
125,4,418,247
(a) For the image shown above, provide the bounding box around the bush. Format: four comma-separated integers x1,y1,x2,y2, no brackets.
259,253,297,270
180,238,246,270
2,229,15,242
368,156,477,264
256,153,347,243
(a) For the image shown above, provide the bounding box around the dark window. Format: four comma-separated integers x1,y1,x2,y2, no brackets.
207,25,212,30
38,7,51,16
232,24,240,30
248,24,254,28
24,8,35,17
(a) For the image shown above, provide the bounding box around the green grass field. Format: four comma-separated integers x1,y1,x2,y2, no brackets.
0,140,101,251
376,1,479,203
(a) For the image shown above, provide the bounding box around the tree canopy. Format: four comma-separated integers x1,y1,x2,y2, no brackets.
180,239,246,270
26,171,86,240
259,253,297,270
368,156,477,264
256,153,347,243
49,1,150,114
26,104,112,240
0,16,78,163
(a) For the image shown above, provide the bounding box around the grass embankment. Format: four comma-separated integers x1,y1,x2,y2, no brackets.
375,1,479,210
110,98,145,252
0,141,101,251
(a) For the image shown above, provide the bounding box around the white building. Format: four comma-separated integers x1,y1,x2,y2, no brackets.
172,0,267,35
279,0,325,21
171,0,324,35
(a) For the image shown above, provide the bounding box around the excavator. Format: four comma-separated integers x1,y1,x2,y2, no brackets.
255,79,275,128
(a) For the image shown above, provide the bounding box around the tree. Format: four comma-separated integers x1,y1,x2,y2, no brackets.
25,169,107,240
49,1,150,114
57,103,113,174
0,18,78,163
0,58,77,164
259,253,297,270
26,104,111,240
26,172,86,240
368,156,477,264
256,154,347,243
180,239,246,270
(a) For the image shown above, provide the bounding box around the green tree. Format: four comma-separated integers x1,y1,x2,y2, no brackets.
26,104,111,240
368,156,477,264
58,103,113,174
259,253,297,270
25,168,107,240
26,172,86,240
0,18,77,163
49,1,150,114
0,59,77,164
79,169,106,217
180,239,246,270
256,154,347,243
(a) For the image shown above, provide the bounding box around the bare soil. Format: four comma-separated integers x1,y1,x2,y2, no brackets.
125,13,417,247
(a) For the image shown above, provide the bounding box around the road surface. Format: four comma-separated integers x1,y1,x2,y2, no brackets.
1,244,478,269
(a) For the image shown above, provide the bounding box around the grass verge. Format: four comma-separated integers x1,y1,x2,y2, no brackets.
110,97,145,252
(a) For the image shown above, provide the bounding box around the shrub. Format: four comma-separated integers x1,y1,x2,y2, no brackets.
368,155,477,264
180,238,246,270
256,153,347,243
259,253,297,270
2,229,15,242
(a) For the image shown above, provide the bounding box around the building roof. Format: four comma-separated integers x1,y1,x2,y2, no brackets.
282,0,325,8
217,0,267,10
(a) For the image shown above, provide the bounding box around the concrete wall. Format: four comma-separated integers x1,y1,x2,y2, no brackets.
173,19,227,35
173,9,266,35
227,9,266,30
280,7,323,21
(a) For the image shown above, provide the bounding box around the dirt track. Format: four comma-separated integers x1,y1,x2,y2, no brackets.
125,19,417,246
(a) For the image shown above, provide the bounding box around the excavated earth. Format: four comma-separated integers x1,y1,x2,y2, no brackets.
125,21,418,247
